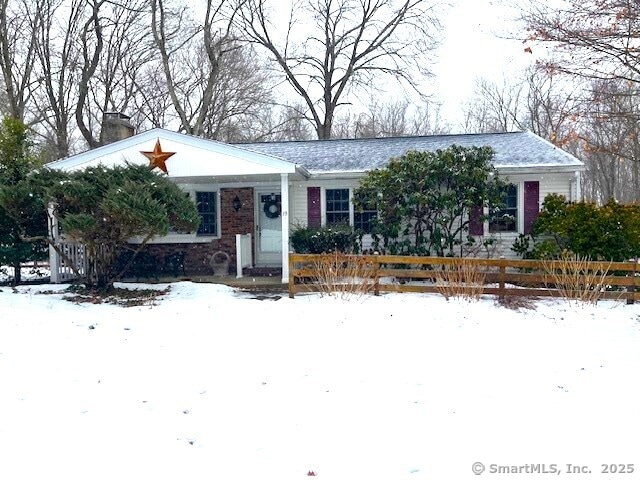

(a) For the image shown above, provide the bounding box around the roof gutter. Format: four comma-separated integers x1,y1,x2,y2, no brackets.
497,165,586,175
305,171,367,180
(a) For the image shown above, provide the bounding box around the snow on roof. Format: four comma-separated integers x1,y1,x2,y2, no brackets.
237,131,584,173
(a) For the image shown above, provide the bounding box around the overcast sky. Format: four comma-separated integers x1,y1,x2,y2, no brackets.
432,0,535,127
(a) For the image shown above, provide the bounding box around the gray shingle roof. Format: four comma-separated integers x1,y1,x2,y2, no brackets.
237,131,584,174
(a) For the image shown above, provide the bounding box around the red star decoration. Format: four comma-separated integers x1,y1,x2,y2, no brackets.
140,139,176,174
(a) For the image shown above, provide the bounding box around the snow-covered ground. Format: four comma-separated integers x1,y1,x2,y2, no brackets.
0,265,50,284
1,282,639,480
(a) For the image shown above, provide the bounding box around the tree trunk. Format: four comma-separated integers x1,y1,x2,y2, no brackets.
11,260,21,286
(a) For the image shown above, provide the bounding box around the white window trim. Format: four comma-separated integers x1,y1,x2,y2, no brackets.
321,187,352,227
193,189,222,239
140,186,221,243
320,187,378,239
485,181,523,236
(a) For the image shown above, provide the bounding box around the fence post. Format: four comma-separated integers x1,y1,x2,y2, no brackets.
288,254,295,299
373,254,380,296
627,260,637,305
499,264,506,300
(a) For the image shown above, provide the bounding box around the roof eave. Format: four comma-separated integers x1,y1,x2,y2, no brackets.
295,165,311,179
497,164,586,174
307,170,367,179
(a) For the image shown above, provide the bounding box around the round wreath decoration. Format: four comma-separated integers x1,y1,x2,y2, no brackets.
263,197,281,219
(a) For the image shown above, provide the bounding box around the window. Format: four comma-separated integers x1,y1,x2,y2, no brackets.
196,191,217,236
354,194,377,234
489,184,517,233
326,188,350,225
323,187,377,233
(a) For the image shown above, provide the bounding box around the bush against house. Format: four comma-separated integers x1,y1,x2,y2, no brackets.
290,224,358,253
353,145,506,256
1,163,200,289
512,193,640,261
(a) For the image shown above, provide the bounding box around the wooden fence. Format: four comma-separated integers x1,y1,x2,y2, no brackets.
288,253,640,302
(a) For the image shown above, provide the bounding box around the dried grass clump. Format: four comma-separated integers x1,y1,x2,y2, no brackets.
433,258,486,301
495,294,537,311
309,253,376,299
542,252,611,304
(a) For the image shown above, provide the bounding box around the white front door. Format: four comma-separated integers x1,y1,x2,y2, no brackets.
256,188,282,265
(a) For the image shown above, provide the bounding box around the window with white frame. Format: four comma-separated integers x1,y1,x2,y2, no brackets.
326,188,350,225
196,191,218,236
489,184,518,233
325,188,377,233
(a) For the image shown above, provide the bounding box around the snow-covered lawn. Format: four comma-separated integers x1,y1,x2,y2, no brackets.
1,282,639,480
0,265,50,284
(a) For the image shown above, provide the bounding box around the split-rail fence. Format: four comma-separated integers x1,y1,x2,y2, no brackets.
288,253,640,302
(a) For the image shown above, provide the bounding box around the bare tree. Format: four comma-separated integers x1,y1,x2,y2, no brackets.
409,101,449,135
92,0,153,144
576,78,640,203
72,0,154,149
332,98,448,138
74,0,104,149
252,103,316,141
32,0,84,158
29,0,153,153
520,0,640,84
0,0,41,120
520,65,583,148
199,44,274,141
150,0,256,136
239,0,442,139
461,66,581,143
461,76,524,133
354,100,410,138
132,61,174,129
523,67,571,140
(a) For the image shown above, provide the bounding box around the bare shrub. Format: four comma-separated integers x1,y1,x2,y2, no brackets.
433,258,486,301
542,253,611,304
309,253,375,299
495,295,537,311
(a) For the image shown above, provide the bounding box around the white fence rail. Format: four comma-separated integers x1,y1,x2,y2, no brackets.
48,202,86,283
49,240,86,283
235,233,253,278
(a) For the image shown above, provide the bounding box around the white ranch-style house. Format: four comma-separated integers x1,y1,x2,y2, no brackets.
47,114,585,283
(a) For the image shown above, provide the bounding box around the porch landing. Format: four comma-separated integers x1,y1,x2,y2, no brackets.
189,274,285,291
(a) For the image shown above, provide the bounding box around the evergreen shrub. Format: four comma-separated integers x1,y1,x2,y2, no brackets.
290,224,358,254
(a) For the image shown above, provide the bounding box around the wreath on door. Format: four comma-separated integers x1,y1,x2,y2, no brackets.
263,197,281,219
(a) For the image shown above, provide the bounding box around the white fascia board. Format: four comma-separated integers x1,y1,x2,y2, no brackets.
47,128,300,175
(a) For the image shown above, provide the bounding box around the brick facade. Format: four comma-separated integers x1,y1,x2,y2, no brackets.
146,187,255,275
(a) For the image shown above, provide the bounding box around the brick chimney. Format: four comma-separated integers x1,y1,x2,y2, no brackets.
101,112,135,144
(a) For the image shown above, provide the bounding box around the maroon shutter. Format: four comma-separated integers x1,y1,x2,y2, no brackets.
307,187,321,228
523,181,540,234
469,205,484,236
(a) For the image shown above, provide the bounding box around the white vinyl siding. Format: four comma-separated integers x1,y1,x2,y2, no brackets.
290,172,576,258
474,172,574,259
289,178,361,228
